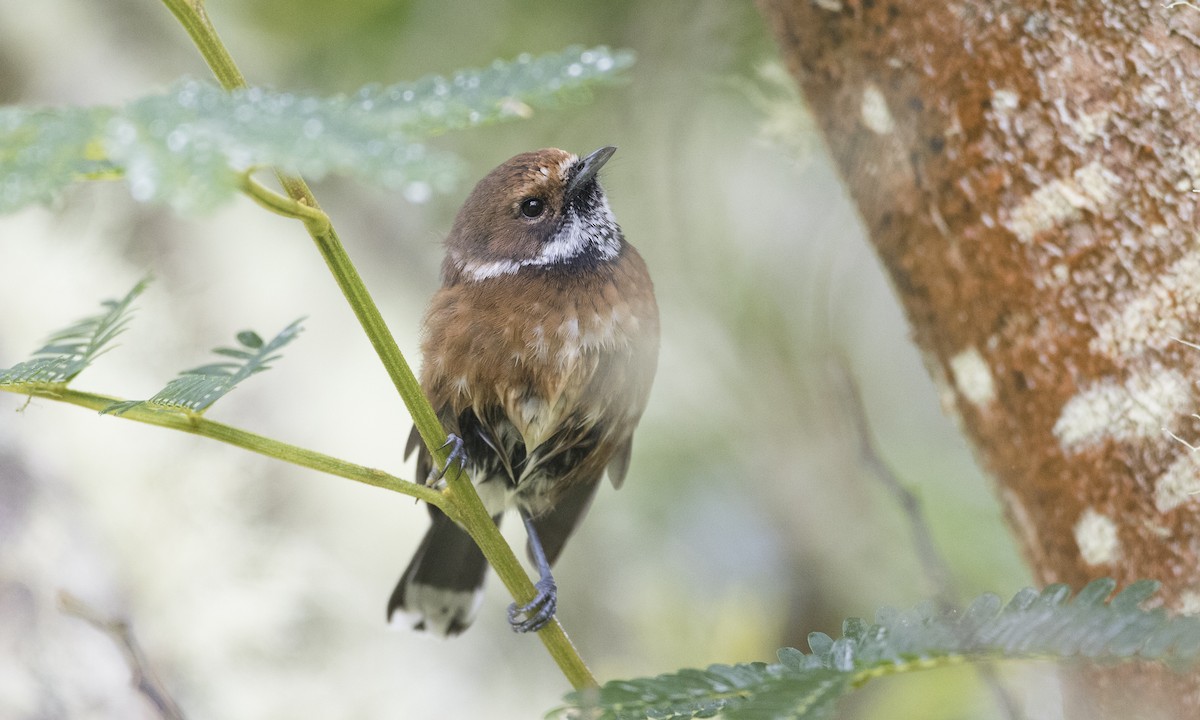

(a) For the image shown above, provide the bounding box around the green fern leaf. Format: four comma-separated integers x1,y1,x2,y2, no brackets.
0,278,149,387
557,580,1200,720
105,319,303,416
1,45,634,214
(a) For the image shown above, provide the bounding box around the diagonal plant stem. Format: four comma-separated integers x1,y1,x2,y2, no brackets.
10,383,612,675
160,0,245,90
830,357,1024,720
4,384,446,508
60,591,187,720
158,0,597,690
832,359,957,609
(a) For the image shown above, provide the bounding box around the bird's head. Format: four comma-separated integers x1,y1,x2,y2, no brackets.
444,146,622,282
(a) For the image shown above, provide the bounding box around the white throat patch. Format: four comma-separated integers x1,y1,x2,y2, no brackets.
461,196,621,281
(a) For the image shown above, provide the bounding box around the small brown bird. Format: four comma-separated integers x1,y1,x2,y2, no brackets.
388,147,659,636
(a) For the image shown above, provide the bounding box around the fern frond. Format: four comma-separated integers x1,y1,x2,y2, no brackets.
557,580,1200,720
0,279,149,387
1,45,634,214
105,319,303,416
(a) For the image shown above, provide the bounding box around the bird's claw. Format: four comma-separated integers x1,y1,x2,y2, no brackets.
507,577,557,633
428,433,468,486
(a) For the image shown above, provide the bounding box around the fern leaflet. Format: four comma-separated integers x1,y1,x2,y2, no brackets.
105,319,303,415
556,579,1200,720
0,279,148,387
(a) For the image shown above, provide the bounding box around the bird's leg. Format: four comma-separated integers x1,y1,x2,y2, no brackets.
507,510,557,633
428,433,468,486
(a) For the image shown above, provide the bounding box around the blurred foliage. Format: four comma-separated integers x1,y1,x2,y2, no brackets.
559,580,1200,720
0,45,632,213
227,0,647,85
740,61,818,168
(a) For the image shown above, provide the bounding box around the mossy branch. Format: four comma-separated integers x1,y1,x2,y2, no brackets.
158,0,597,690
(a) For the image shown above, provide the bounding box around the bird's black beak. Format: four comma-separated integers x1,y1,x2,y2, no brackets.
565,146,616,201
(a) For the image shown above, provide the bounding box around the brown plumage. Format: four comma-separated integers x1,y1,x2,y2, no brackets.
388,147,659,636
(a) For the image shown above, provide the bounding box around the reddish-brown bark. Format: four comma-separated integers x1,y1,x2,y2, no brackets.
759,0,1200,716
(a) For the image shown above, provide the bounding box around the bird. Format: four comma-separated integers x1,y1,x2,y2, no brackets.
387,146,660,636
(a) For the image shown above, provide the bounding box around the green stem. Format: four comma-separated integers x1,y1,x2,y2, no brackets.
447,468,597,688
6,385,446,510
160,0,246,90
306,222,448,454
240,174,330,231
158,0,597,690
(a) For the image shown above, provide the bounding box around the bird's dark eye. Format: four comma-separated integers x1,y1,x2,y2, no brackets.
519,198,545,218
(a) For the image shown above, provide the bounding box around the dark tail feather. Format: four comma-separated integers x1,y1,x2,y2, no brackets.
527,479,601,567
388,509,496,636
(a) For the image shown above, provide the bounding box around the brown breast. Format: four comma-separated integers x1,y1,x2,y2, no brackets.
420,246,659,457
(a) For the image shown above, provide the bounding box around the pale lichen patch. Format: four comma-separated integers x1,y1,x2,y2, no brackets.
1074,509,1121,566
991,89,1020,113
1154,449,1200,513
1180,145,1200,185
860,83,895,135
1068,107,1110,144
1091,249,1200,359
1178,590,1200,617
1054,367,1191,451
1140,518,1172,538
949,346,996,408
1006,160,1120,243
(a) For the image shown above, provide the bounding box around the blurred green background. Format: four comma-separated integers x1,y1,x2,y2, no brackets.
0,1,1037,718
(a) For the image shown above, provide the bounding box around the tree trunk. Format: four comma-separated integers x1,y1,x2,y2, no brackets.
758,1,1200,717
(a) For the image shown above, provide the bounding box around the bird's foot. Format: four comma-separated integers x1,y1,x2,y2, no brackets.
507,576,557,633
427,433,468,486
